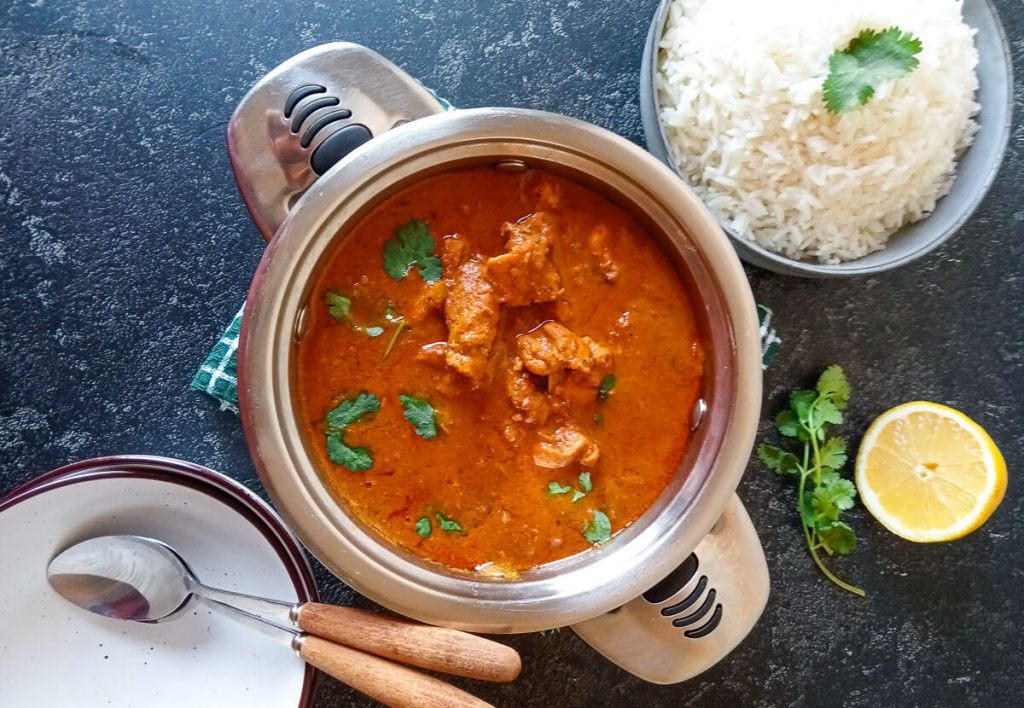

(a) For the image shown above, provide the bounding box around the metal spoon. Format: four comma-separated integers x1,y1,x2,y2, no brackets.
48,535,520,707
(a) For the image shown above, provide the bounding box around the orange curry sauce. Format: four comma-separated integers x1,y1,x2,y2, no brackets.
295,166,703,575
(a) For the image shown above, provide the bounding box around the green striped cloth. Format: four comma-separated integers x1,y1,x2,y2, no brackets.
192,304,245,412
190,90,779,412
191,303,779,413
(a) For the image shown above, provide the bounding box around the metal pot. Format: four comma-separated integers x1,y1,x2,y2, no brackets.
231,43,767,683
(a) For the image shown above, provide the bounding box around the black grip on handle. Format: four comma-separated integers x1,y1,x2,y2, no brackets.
310,124,373,175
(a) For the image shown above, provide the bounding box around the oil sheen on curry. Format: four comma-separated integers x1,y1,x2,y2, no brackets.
295,166,704,576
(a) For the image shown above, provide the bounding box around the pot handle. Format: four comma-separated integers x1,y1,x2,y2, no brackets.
227,43,447,240
571,494,769,684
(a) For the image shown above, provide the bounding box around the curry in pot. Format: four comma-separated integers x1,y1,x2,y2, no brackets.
295,166,704,575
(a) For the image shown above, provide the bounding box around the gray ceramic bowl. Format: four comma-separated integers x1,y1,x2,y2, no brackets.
640,0,1013,278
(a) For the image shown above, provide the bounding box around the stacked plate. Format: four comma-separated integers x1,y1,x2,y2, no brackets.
0,456,319,707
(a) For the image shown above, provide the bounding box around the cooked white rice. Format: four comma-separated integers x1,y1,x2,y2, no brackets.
656,0,980,264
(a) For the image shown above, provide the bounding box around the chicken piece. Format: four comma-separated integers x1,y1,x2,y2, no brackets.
506,360,550,425
444,258,499,380
581,336,612,370
534,178,561,210
533,422,600,469
416,341,448,366
588,224,619,283
518,322,590,376
441,235,468,279
404,235,465,327
502,423,526,444
416,342,472,396
485,213,563,306
407,280,447,325
517,322,613,378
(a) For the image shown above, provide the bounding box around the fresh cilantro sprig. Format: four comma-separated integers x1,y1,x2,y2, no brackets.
324,392,380,472
823,27,923,114
757,365,865,596
383,220,442,282
399,394,438,439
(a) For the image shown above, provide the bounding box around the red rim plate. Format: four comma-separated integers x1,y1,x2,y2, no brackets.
0,454,321,707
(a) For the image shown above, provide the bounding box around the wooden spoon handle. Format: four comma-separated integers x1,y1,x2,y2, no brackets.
296,603,521,683
299,635,492,708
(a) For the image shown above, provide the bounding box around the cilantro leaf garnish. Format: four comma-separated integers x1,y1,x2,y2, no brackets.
326,392,381,429
324,292,387,338
823,27,923,114
324,392,380,472
399,394,438,439
325,433,373,472
325,291,352,321
577,471,593,493
548,481,572,495
582,510,612,545
548,471,594,502
756,365,865,596
597,374,616,403
383,219,442,282
435,512,463,533
419,256,442,283
572,471,593,502
415,517,432,538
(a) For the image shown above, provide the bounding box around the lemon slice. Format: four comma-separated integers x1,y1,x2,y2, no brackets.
855,402,1006,542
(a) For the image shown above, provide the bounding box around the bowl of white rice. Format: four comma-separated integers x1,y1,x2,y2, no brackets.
640,0,1012,277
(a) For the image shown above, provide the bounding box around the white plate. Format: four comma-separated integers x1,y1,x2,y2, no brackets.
0,456,318,708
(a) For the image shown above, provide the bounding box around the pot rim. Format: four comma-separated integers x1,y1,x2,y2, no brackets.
238,107,762,632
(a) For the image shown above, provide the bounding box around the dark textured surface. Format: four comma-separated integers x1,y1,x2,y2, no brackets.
1,1,1021,706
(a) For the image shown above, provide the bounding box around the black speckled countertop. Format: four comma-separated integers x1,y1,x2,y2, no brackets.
1,1,1021,706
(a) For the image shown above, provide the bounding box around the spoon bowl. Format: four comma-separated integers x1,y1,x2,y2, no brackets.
48,534,296,627
47,535,194,622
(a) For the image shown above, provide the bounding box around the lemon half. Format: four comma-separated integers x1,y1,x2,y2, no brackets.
855,402,1006,542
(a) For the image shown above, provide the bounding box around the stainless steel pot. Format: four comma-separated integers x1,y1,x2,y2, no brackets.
230,43,768,683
